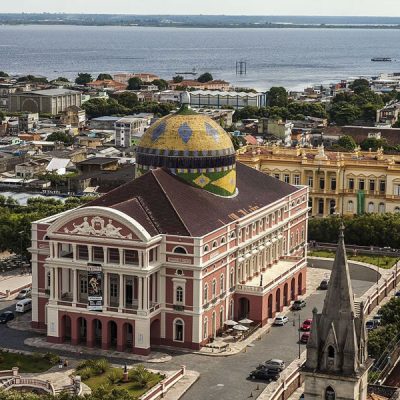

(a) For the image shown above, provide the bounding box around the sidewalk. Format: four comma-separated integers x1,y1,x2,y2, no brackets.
197,267,329,357
24,337,172,363
163,370,200,400
0,272,31,299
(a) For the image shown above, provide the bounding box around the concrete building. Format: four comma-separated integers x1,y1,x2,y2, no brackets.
376,101,400,126
30,105,308,354
115,116,152,148
18,113,39,132
0,83,18,111
189,90,267,109
15,158,49,179
113,73,160,85
237,144,400,217
302,225,371,399
9,89,82,115
88,116,120,131
258,118,294,146
59,106,86,128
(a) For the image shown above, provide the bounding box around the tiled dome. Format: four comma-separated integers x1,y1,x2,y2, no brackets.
136,107,237,197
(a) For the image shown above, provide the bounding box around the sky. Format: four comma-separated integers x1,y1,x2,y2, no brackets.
1,0,400,16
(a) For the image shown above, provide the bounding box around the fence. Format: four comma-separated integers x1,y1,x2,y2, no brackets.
139,366,185,400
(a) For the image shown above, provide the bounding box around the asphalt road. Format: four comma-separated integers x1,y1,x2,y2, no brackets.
0,278,373,400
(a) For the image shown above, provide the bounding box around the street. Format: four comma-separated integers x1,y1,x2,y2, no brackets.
0,278,373,400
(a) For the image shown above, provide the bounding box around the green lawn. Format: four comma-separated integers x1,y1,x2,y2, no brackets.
308,250,399,269
84,368,163,398
0,351,55,373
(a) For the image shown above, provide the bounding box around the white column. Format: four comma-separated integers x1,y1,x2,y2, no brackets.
72,269,77,305
54,267,59,301
138,277,143,310
152,273,156,304
88,245,93,262
50,242,54,259
72,244,77,262
49,267,55,300
119,249,124,266
144,277,149,309
119,274,124,310
103,271,108,308
102,246,107,264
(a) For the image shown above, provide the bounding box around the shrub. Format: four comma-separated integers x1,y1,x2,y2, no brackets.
128,365,153,388
79,366,95,380
107,368,124,384
93,359,110,374
43,352,60,365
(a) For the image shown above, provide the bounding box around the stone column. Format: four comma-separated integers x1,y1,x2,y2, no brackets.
138,277,143,310
49,267,55,300
143,277,149,310
54,267,59,301
103,271,108,308
119,249,124,267
72,269,77,305
88,245,93,263
119,274,124,310
152,274,156,304
72,244,77,262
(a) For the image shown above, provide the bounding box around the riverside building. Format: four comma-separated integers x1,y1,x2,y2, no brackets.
31,99,308,354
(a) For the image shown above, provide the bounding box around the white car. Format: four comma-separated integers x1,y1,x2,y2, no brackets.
273,315,289,326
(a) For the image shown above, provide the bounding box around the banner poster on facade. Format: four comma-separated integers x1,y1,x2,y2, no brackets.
87,265,103,311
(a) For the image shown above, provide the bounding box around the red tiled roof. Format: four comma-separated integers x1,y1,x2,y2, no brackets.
86,163,297,237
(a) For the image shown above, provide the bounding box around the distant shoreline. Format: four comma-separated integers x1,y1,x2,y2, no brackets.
1,22,400,29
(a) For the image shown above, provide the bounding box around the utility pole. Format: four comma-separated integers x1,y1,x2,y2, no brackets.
298,314,301,359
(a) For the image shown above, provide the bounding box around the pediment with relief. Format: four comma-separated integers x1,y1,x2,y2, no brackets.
61,216,137,240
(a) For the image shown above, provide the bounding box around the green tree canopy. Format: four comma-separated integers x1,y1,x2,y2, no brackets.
329,103,361,126
349,78,370,94
46,131,74,145
172,75,184,83
127,77,143,90
0,71,9,78
197,72,213,83
113,92,139,109
97,73,113,81
267,87,288,108
337,135,357,151
55,77,69,82
17,75,48,83
75,73,93,85
360,137,387,151
151,79,168,90
82,98,129,118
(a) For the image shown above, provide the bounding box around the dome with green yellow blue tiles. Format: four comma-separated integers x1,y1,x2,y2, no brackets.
136,107,237,197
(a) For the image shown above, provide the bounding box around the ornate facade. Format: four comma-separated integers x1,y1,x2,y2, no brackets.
31,108,308,354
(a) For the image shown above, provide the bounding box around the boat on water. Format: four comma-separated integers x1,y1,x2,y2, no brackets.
371,57,392,62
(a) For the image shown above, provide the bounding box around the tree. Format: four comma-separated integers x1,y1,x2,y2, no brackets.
127,77,143,90
267,87,288,108
360,137,387,151
128,365,153,388
230,134,245,150
151,79,168,90
46,131,74,145
329,103,361,125
0,71,9,78
197,72,213,83
349,78,370,94
75,73,93,85
55,77,69,82
337,135,356,151
16,75,48,83
0,111,4,121
172,75,184,83
113,92,138,109
97,73,113,81
81,98,129,118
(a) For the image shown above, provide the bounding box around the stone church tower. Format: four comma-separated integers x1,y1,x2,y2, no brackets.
302,224,372,399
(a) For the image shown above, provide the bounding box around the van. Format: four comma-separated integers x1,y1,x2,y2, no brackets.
15,299,32,313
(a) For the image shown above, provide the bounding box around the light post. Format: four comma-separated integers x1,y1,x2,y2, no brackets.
298,314,301,359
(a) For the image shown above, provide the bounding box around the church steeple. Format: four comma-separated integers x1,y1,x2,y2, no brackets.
303,224,372,400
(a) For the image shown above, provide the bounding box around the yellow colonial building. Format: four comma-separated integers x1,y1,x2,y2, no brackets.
237,145,400,217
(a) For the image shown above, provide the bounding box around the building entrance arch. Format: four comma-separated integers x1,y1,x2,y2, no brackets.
150,319,160,347
267,294,273,318
283,283,289,306
276,288,281,312
291,278,296,300
109,321,118,348
239,297,250,319
93,319,102,347
61,315,71,342
298,273,303,295
77,317,87,345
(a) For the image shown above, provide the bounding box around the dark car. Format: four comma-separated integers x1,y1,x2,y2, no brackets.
249,369,280,382
300,332,311,343
319,279,329,290
0,311,14,324
292,299,306,310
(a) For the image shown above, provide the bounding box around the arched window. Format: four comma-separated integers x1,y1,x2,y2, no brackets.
176,286,183,303
368,202,375,213
203,245,209,252
328,345,335,359
229,299,234,319
174,319,184,342
379,202,385,214
230,231,236,239
220,274,225,292
204,284,208,303
212,241,218,249
173,246,187,254
220,237,226,245
230,269,234,288
347,200,354,213
220,307,224,327
325,386,335,400
203,318,208,339
212,279,217,298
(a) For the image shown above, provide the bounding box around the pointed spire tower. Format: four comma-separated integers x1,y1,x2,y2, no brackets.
302,223,372,400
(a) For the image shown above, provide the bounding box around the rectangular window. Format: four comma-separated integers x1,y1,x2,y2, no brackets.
58,243,73,258
80,277,87,294
110,282,118,298
348,178,354,190
77,245,88,261
307,176,313,188
274,173,280,180
92,247,104,262
149,248,155,263
125,250,139,265
394,185,400,196
330,178,336,191
108,248,120,264
294,175,300,185
284,174,290,183
319,178,325,190
359,179,365,191
369,179,375,192
380,180,386,193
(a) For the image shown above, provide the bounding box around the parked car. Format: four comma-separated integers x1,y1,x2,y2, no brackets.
366,320,377,331
273,315,289,326
258,359,286,372
16,288,31,300
301,319,313,331
395,290,400,298
373,315,382,326
319,279,329,290
300,331,311,344
15,299,32,313
249,368,280,382
0,311,14,324
292,299,306,310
